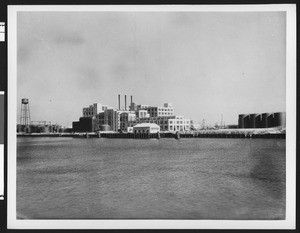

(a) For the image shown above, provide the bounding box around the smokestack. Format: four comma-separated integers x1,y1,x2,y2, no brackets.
125,95,127,110
118,94,120,110
130,95,133,110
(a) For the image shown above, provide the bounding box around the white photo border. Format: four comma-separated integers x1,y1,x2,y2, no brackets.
7,4,296,229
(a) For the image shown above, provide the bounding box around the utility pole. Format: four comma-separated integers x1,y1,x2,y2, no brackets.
220,114,223,129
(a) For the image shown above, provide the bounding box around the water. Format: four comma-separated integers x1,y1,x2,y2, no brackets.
17,137,285,219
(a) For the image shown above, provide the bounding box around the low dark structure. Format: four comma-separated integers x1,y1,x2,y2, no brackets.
72,117,96,132
239,112,286,129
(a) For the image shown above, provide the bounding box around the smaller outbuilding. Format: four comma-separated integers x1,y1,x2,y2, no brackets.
133,123,160,134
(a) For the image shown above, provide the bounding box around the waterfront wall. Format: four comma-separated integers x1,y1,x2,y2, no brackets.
17,131,285,139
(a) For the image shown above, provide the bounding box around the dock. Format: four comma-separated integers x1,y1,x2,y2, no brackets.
17,131,285,139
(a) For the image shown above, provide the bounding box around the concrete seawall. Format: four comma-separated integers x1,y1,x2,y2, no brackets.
17,132,285,139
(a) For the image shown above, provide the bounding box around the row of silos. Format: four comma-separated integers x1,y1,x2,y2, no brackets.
238,112,286,129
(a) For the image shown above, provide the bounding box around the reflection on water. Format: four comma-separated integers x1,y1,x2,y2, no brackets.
17,138,285,219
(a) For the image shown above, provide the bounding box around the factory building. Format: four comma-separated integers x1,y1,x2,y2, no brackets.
147,103,174,117
168,116,190,131
137,110,150,119
129,115,190,132
133,123,160,134
83,103,108,117
238,112,286,129
120,112,136,132
72,117,96,132
72,95,190,133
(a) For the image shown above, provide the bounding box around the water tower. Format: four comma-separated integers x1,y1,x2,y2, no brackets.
20,98,31,125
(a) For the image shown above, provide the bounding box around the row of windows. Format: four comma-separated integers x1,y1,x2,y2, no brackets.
134,129,153,133
169,120,190,124
158,112,173,115
160,125,168,130
84,111,94,115
138,120,168,124
149,108,173,112
169,125,189,131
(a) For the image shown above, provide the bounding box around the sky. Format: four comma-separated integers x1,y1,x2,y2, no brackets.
17,10,286,127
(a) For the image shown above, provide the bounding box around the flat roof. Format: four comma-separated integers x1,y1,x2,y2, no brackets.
133,123,160,128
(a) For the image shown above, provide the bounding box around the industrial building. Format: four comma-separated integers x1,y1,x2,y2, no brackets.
83,103,108,117
72,94,191,133
238,112,286,129
128,115,190,132
133,123,160,134
147,103,174,117
72,117,97,132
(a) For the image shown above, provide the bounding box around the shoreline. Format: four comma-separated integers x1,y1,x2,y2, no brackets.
17,131,286,139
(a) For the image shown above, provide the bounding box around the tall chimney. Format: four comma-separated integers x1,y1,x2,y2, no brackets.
125,95,127,110
130,95,133,111
118,94,121,110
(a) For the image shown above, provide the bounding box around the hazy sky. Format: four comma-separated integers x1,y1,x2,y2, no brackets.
17,10,286,127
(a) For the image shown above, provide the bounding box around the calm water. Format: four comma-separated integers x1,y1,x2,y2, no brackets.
17,137,285,219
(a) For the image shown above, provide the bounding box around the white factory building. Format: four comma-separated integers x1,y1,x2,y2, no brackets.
133,123,160,134
77,95,191,133
129,115,190,132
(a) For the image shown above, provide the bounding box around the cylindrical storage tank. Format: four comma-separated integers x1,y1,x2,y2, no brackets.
100,124,110,131
243,115,251,128
238,114,247,128
267,113,275,127
262,113,271,128
249,114,259,128
274,112,286,127
255,114,263,128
